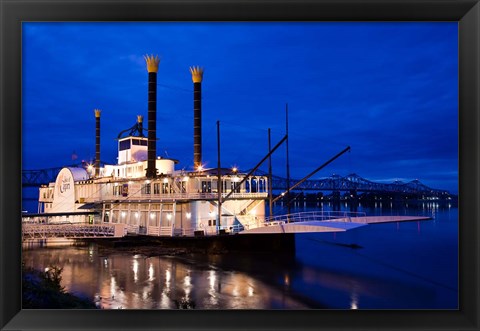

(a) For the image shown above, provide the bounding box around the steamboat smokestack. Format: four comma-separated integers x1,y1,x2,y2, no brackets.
137,115,144,137
190,66,204,170
144,55,160,178
94,109,101,176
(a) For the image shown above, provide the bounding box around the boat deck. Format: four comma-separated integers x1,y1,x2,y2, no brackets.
239,215,432,234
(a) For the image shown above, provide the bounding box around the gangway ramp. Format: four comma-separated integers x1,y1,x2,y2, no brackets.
22,223,126,241
239,211,432,234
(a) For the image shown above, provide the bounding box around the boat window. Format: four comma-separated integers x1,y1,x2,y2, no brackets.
201,181,211,193
113,185,121,196
180,181,186,193
141,183,151,194
162,182,169,194
231,182,240,193
259,178,265,192
251,178,258,193
119,140,131,151
132,139,148,146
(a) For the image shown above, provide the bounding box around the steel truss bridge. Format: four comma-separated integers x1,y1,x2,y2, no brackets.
22,165,449,195
251,170,449,196
22,163,85,188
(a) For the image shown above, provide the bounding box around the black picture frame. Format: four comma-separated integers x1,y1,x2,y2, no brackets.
1,0,478,330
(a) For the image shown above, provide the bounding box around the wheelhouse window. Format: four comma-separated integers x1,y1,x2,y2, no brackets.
119,139,131,151
132,139,148,146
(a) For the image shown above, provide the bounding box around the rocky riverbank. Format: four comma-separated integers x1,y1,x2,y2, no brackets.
22,264,97,309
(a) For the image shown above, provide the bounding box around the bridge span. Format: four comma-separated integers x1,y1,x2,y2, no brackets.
253,170,449,195
22,165,449,195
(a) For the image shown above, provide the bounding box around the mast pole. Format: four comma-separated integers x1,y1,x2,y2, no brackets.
285,104,291,221
268,128,273,218
217,120,222,235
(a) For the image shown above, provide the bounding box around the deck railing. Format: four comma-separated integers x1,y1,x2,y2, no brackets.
22,211,368,240
264,210,367,225
101,192,267,202
22,223,125,240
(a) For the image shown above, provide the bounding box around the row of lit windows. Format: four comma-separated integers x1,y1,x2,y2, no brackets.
112,165,144,178
108,177,267,196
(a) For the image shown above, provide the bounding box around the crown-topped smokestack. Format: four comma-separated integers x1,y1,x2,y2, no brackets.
94,109,101,176
190,66,204,170
144,55,160,178
137,115,144,136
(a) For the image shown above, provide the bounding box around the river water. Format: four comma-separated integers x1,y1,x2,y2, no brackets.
22,203,458,309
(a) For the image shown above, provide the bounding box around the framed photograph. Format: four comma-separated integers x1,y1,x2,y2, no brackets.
1,0,479,330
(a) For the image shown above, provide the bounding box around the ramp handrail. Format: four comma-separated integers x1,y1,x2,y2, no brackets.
22,223,121,240
264,210,367,224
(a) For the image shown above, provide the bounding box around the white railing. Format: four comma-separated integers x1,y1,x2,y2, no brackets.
264,210,367,225
146,225,174,236
22,223,122,241
126,224,139,234
147,226,159,236
102,192,268,201
218,224,244,234
159,226,173,236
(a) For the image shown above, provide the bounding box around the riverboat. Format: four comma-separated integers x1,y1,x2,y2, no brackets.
36,55,269,237
32,55,431,240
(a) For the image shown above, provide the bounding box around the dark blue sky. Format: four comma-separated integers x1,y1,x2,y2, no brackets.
22,22,458,193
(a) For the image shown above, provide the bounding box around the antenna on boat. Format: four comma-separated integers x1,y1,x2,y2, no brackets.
223,135,287,202
217,120,222,235
268,128,273,218
272,145,351,204
94,109,101,177
285,103,291,221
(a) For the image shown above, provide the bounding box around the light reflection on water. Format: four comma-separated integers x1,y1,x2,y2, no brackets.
22,204,458,309
22,247,309,309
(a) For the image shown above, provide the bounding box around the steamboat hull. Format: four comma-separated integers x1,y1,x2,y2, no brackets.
90,232,296,255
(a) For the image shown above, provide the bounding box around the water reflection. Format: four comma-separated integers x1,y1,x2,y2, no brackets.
22,206,458,309
22,245,308,309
